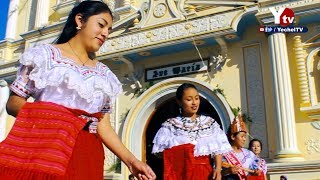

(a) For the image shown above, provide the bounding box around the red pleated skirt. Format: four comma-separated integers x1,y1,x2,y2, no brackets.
0,101,104,180
0,130,104,180
163,143,213,180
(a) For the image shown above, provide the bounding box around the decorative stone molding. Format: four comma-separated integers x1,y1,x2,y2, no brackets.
0,65,19,77
98,10,238,56
53,0,77,21
305,138,320,154
294,36,311,107
311,121,320,130
297,33,320,120
243,44,269,158
0,50,4,60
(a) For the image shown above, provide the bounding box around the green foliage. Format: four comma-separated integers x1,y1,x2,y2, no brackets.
120,109,130,123
242,113,252,123
213,84,226,98
231,107,241,116
107,158,121,173
230,106,252,123
133,81,154,98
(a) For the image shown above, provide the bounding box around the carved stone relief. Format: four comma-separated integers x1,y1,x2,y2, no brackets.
305,138,320,154
311,121,320,130
243,44,269,158
98,11,234,55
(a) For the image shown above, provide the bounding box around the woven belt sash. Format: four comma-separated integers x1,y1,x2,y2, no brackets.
0,101,101,176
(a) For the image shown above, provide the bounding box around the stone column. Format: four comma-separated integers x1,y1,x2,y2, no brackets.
268,33,303,162
34,0,49,28
5,0,20,40
0,80,9,141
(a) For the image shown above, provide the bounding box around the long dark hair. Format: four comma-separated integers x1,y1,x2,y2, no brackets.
227,126,240,143
55,1,112,44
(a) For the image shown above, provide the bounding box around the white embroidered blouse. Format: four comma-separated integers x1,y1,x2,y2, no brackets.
10,44,122,114
152,115,232,156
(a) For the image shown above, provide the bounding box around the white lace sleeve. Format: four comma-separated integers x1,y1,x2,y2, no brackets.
194,118,232,156
10,46,42,98
152,122,175,154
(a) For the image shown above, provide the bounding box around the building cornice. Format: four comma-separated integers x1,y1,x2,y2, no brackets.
268,160,320,173
97,8,245,58
0,61,19,78
20,21,65,41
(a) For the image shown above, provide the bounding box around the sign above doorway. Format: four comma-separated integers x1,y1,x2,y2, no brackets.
145,59,210,81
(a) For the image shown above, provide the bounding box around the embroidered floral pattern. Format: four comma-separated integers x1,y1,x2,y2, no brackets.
10,44,122,114
152,115,232,156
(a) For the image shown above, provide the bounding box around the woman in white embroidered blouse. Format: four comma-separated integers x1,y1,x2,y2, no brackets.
2,1,155,180
152,83,232,180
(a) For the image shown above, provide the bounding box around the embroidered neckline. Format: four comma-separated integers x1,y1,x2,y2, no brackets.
48,44,100,70
181,115,201,131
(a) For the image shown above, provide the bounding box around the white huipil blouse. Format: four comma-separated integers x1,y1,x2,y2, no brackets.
10,44,122,114
152,115,232,156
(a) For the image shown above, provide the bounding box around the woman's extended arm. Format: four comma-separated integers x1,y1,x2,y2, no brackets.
213,154,222,179
6,93,27,117
97,114,156,180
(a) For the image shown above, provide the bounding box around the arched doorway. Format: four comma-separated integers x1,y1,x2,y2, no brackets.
145,96,223,179
121,77,234,179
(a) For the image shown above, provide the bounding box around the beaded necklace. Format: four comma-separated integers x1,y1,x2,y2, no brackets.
181,116,201,140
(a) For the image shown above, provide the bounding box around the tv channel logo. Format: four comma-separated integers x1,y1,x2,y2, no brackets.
269,7,295,27
259,7,307,33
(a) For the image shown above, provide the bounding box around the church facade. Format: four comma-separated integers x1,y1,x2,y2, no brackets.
0,0,320,179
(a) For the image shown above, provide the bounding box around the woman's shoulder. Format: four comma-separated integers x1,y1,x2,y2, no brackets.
20,44,53,65
199,115,215,121
24,44,53,52
163,116,181,125
242,148,255,156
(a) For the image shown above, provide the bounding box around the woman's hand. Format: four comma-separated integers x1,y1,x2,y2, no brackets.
230,165,241,174
251,169,262,176
129,159,156,180
212,168,222,180
97,116,156,180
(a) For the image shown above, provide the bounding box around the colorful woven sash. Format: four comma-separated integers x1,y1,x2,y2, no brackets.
224,151,247,180
0,101,101,176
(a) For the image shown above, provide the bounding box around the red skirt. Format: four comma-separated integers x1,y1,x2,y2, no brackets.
163,143,213,180
0,102,104,180
0,130,104,180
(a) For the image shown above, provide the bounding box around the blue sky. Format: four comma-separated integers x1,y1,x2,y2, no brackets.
0,0,10,40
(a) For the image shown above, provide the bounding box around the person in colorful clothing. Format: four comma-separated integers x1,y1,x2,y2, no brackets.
221,115,263,180
249,139,268,179
152,83,232,180
0,1,156,180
